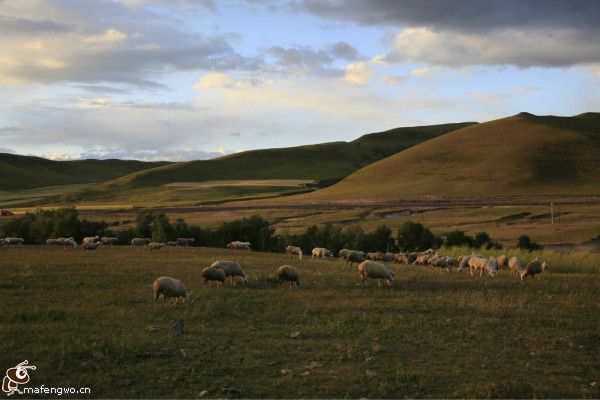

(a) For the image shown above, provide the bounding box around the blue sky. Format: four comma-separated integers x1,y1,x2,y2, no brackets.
0,0,599,160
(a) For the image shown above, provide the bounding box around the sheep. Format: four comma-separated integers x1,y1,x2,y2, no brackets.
201,267,226,286
101,236,118,245
366,252,395,262
432,256,452,273
394,253,410,264
227,241,251,251
3,237,24,245
46,239,60,246
176,237,195,246
82,241,101,251
82,236,99,244
414,254,432,266
345,250,366,267
445,256,458,270
131,238,151,246
311,247,333,259
152,276,188,303
497,254,508,269
520,257,549,280
211,260,250,285
286,245,303,259
166,241,179,247
468,256,497,277
357,260,395,287
148,242,164,250
63,238,77,248
276,265,300,287
338,248,352,261
508,256,523,277
457,255,472,272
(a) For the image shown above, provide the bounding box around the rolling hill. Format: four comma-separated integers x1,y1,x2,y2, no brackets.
69,122,475,197
0,153,170,190
292,112,600,200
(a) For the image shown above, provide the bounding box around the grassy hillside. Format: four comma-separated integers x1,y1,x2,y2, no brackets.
94,122,475,190
296,112,600,200
0,153,170,190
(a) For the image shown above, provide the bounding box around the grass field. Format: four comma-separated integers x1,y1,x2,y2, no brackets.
1,246,599,398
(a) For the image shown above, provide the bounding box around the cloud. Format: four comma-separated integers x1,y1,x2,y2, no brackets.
384,27,600,68
0,147,16,154
0,14,72,35
82,28,128,44
297,0,600,68
344,62,373,85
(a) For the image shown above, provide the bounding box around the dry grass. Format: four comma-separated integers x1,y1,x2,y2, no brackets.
1,245,599,398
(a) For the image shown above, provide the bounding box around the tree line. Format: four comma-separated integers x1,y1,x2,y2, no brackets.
2,207,543,252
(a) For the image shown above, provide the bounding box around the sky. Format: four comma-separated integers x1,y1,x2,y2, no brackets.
1,0,599,161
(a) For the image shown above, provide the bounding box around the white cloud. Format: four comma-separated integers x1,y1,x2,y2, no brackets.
83,28,128,44
343,62,373,85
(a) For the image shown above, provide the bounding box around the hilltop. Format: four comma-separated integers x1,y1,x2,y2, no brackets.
0,153,170,190
292,112,600,200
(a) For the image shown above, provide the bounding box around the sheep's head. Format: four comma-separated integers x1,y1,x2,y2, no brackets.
243,274,251,283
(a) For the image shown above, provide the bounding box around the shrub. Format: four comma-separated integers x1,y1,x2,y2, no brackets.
396,221,441,252
517,235,541,251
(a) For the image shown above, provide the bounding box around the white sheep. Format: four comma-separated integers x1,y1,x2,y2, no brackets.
3,237,24,245
227,241,251,251
508,256,523,277
286,245,303,259
345,250,366,266
82,241,101,251
82,236,99,244
101,236,118,245
311,247,333,259
277,265,300,287
357,260,395,287
131,238,151,246
148,242,165,250
211,260,250,285
152,276,188,303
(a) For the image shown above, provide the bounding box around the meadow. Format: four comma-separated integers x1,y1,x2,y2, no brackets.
1,245,599,398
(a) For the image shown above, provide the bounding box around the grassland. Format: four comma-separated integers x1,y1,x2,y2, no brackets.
1,245,599,398
292,112,600,200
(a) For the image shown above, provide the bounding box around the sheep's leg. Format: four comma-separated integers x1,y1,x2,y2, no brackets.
479,269,483,277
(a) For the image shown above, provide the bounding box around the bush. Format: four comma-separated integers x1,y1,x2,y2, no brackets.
445,230,475,247
517,235,541,251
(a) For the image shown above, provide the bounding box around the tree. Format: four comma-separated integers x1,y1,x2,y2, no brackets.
445,230,474,247
396,221,440,251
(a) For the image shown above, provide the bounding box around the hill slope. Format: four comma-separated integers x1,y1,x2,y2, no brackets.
0,154,170,190
87,122,476,190
294,112,600,200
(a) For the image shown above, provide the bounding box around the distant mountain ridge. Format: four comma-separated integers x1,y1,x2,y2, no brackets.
0,153,170,190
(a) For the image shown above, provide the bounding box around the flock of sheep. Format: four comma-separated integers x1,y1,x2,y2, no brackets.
151,242,550,303
0,235,197,250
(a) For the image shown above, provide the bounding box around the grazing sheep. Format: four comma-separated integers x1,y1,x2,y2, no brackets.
59,237,77,248
497,254,508,269
338,248,351,261
286,245,303,259
357,260,395,287
82,241,101,251
211,260,250,285
520,257,549,280
394,253,410,264
432,256,452,273
414,254,432,266
3,237,24,245
445,256,458,269
131,238,151,246
468,256,497,277
311,247,333,259
201,267,226,286
152,276,188,303
46,238,60,246
277,265,300,287
82,236,100,244
457,255,472,272
508,256,523,277
345,250,366,266
176,237,195,246
227,241,251,251
101,236,118,245
166,241,179,247
148,242,165,250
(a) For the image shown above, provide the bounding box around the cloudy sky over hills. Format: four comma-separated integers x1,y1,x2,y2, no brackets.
1,0,599,161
